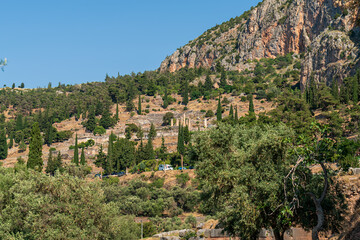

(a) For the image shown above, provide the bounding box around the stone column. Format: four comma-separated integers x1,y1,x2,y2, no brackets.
170,118,174,127
204,118,207,128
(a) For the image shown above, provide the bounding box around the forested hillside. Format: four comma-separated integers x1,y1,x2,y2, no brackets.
0,0,360,239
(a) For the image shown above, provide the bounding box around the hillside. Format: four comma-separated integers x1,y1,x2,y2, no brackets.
160,0,360,89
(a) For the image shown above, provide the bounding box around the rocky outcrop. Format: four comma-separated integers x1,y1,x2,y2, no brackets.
160,0,360,88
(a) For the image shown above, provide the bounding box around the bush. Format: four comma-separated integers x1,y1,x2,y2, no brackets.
163,112,174,126
185,215,197,228
176,173,190,187
151,178,165,188
205,110,214,118
93,126,106,135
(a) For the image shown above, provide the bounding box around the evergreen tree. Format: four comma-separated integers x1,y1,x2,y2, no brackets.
15,114,23,131
19,138,27,152
126,99,134,112
234,106,238,122
55,151,62,171
144,138,155,160
0,126,7,160
340,84,349,104
148,123,157,140
115,104,119,122
182,80,189,105
353,77,358,103
217,95,222,121
249,94,255,113
163,88,169,109
331,79,339,101
136,139,146,164
73,134,79,165
229,104,234,119
8,134,13,149
138,95,142,114
95,101,103,116
106,133,115,174
45,150,56,176
219,70,227,89
12,83,15,89
80,147,86,165
27,122,43,171
177,125,185,155
95,145,107,169
100,107,113,129
84,107,96,132
204,74,213,91
184,125,190,144
160,136,167,162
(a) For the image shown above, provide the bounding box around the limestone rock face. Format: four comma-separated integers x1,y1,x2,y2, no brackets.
160,0,359,88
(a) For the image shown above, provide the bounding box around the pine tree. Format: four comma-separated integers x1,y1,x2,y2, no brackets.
163,88,169,109
0,126,7,160
27,122,43,171
95,101,103,116
73,134,79,165
80,147,86,165
229,104,234,119
249,94,255,113
138,95,142,114
217,95,222,121
15,114,23,131
19,138,27,152
148,123,157,140
115,104,119,122
177,125,185,155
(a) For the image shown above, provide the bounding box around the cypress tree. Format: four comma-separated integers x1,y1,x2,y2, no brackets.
85,107,96,132
182,80,189,105
145,138,155,160
160,136,167,162
229,104,234,119
148,123,157,140
219,70,227,89
15,114,23,131
27,122,43,171
177,125,185,155
45,150,56,175
80,147,86,165
100,107,113,129
115,104,119,122
163,88,169,109
249,94,255,113
0,126,7,160
56,151,62,171
73,133,79,165
106,133,114,174
184,125,190,144
217,95,222,121
234,106,238,122
138,95,142,115
204,74,213,91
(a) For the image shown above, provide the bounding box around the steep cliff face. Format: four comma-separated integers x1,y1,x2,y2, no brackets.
160,0,359,88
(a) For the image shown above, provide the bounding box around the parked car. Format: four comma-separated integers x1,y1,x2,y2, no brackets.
189,166,194,169
94,173,102,178
158,164,174,171
178,167,187,170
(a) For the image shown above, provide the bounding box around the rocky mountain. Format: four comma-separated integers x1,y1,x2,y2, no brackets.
160,0,360,89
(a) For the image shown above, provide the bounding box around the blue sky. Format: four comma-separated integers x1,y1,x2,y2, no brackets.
0,0,261,88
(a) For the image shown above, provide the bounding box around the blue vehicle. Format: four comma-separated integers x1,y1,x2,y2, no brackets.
94,173,101,178
189,166,194,169
178,167,187,170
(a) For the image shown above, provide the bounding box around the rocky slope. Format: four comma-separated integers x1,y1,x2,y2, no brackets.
160,0,360,89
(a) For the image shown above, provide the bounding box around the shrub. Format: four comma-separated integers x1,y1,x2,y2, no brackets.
176,173,190,187
163,112,174,126
205,110,214,118
93,126,106,135
185,215,197,228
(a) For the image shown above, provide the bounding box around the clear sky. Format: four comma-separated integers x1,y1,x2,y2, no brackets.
0,0,261,88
